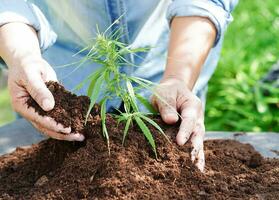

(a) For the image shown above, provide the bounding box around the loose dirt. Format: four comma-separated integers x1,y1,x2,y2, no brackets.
0,81,278,199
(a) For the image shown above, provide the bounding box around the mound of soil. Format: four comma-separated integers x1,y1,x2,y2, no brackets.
0,81,278,199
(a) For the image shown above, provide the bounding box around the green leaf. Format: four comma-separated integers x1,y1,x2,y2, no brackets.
139,114,169,136
87,68,106,97
123,98,131,113
126,80,139,112
139,114,170,143
260,83,279,95
86,73,105,121
72,73,94,92
130,76,155,86
135,94,157,114
122,117,132,145
100,99,109,139
104,71,111,83
115,112,130,123
254,85,269,113
134,116,157,158
100,98,110,155
73,44,92,57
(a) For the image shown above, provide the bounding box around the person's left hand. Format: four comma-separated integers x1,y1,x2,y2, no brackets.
151,77,205,172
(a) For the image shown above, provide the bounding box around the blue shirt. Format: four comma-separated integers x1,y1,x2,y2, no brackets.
0,0,238,110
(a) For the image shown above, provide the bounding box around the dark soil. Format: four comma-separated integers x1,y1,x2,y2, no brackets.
0,81,278,199
26,81,99,134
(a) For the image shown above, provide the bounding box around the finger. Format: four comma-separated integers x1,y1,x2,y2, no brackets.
176,117,195,146
15,102,71,134
190,132,203,162
150,96,159,111
24,70,55,111
32,122,84,142
156,96,179,124
41,61,58,82
193,148,205,172
176,98,201,145
37,116,71,134
190,123,205,172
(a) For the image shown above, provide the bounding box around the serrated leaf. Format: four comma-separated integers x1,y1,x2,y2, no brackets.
135,94,157,114
134,116,157,158
122,117,132,145
86,73,105,121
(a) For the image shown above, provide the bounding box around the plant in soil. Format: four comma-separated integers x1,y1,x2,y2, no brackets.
1,49,279,199
72,27,169,157
1,23,279,200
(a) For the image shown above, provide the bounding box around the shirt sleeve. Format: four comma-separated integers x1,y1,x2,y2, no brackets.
0,0,57,52
166,0,239,46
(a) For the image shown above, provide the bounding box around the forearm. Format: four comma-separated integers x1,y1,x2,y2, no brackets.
163,16,216,89
0,22,41,67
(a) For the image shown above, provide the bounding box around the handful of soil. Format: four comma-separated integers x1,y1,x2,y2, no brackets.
26,81,99,134
0,81,278,199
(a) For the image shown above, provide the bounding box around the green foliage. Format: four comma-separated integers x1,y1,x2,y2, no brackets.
205,0,279,132
76,28,169,157
0,88,14,126
134,116,157,158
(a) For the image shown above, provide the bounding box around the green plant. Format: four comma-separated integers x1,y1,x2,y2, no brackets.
74,28,169,158
205,0,279,132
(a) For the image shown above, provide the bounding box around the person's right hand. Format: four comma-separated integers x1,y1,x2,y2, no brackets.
0,22,83,141
8,57,85,141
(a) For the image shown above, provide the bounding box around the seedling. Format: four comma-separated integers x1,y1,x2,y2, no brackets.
74,27,169,158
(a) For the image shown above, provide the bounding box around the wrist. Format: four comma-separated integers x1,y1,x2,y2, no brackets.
161,75,192,90
0,23,41,68
162,64,196,90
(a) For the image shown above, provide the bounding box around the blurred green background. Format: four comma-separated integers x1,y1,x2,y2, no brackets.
0,0,278,131
205,0,279,132
0,70,14,126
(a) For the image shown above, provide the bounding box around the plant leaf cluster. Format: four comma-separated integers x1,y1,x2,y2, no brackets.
75,29,169,157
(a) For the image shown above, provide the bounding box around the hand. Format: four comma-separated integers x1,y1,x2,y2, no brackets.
151,77,205,172
8,56,84,141
0,23,84,142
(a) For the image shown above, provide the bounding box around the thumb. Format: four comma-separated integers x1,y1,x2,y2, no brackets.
25,74,55,111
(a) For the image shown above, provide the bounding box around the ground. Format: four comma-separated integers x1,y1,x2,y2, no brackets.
0,0,278,131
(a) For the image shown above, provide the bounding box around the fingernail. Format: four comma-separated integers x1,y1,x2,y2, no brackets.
42,99,53,111
74,134,85,142
58,125,71,134
197,164,204,172
63,127,71,134
164,113,178,124
176,136,187,146
191,155,196,163
166,113,177,118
